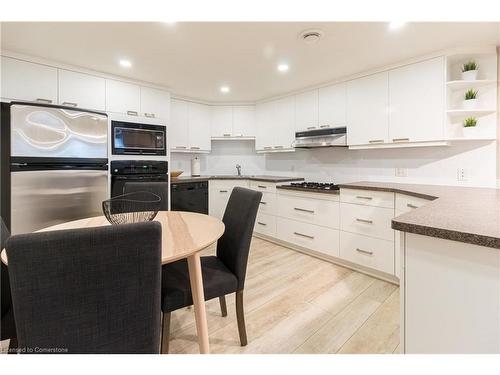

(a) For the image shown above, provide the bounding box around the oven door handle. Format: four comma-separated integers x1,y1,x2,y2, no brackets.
113,175,168,181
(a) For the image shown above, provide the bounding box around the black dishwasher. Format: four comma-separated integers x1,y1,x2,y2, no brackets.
170,181,209,214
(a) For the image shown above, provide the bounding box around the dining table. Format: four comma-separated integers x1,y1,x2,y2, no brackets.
1,210,225,354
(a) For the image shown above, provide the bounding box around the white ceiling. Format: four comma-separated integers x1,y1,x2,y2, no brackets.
1,22,499,102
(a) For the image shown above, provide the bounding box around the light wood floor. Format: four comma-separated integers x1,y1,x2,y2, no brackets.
167,236,401,354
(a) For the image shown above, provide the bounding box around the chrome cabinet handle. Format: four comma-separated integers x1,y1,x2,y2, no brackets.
127,111,138,116
356,195,373,200
144,113,156,118
393,138,409,142
223,133,231,137
294,231,314,239
263,146,272,149
368,139,384,143
62,101,77,107
320,125,330,128
257,185,267,189
294,207,314,214
259,201,267,205
190,146,200,150
257,222,267,226
273,145,284,149
307,126,316,130
174,146,187,149
219,190,228,193
356,218,373,224
356,248,373,255
36,98,52,104
407,203,418,209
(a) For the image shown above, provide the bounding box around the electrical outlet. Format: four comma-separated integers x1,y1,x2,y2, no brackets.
457,168,470,181
395,168,408,177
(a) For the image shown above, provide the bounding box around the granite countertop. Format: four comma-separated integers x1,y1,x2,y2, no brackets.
339,181,500,249
171,175,304,183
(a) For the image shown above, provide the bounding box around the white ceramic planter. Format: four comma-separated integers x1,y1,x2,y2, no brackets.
462,99,478,110
463,126,479,138
461,70,478,81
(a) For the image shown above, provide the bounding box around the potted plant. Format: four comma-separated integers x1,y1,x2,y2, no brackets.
462,117,478,137
461,60,479,81
463,89,478,110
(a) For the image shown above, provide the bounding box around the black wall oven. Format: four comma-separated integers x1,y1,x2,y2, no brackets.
112,120,166,156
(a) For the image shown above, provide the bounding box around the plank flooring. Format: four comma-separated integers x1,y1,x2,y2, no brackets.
168,236,401,354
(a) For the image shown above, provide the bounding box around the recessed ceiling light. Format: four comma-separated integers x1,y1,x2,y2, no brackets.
389,21,406,30
220,86,230,93
277,64,289,72
119,59,132,68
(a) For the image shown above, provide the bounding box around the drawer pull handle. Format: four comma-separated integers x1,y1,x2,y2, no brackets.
320,125,330,128
190,146,201,150
407,203,418,209
36,98,53,104
393,138,410,142
264,146,272,149
127,111,139,116
144,112,156,118
368,139,384,144
356,195,373,200
257,185,267,189
355,218,373,224
257,222,267,226
294,231,314,239
223,133,232,137
356,248,373,255
294,207,314,214
174,146,187,149
62,101,77,107
307,126,316,130
259,201,267,205
219,190,228,193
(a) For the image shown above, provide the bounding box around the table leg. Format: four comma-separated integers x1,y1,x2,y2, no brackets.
187,252,210,354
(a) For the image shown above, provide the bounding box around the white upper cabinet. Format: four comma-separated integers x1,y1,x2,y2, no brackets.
318,83,346,128
188,102,211,152
210,106,233,137
169,99,190,151
1,56,57,104
389,57,445,143
347,72,389,146
58,70,105,111
255,101,275,151
295,90,318,131
105,79,141,115
140,86,171,121
232,106,255,137
274,96,295,150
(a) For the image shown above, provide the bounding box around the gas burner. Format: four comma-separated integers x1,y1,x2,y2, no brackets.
288,181,340,191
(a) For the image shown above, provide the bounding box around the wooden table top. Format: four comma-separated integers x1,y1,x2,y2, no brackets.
1,211,225,265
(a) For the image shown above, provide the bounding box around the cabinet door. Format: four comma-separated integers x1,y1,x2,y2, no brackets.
295,90,318,131
188,102,211,152
105,79,140,115
347,72,389,145
1,56,57,103
140,86,171,121
255,101,275,151
210,106,233,137
58,70,105,111
274,96,295,150
389,57,445,143
232,106,255,137
318,83,346,128
169,99,189,151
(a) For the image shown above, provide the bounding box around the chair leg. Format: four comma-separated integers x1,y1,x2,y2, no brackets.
219,295,228,317
160,312,171,354
8,338,18,354
235,290,247,346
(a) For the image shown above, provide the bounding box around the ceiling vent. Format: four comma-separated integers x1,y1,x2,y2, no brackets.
299,29,324,44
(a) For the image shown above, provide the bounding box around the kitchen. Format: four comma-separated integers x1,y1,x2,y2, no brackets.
1,14,500,367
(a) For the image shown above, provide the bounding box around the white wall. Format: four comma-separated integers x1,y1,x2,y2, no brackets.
172,140,498,187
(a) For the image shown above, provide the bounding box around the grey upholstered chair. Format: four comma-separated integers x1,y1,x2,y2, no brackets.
5,222,163,354
160,187,262,353
1,217,16,349
123,182,169,211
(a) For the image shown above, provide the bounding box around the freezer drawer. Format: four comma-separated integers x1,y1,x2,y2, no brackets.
11,170,108,234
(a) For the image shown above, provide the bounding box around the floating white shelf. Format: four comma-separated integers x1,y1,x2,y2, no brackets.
446,109,496,117
446,79,497,90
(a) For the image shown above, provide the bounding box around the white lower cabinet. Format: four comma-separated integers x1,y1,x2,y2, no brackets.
340,202,395,241
257,192,276,215
209,180,250,219
276,217,340,257
254,213,276,237
277,193,339,229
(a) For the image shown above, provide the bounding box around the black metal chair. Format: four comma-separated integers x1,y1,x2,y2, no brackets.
1,217,17,350
5,222,163,354
123,182,169,211
160,187,262,353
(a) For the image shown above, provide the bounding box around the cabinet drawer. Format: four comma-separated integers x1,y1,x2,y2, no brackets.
340,188,394,208
249,180,276,193
277,193,339,229
276,218,340,257
258,192,276,215
395,193,431,214
340,203,394,241
340,231,394,274
209,179,250,190
254,213,276,237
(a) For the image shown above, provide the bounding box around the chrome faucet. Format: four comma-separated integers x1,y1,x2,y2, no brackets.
236,164,242,177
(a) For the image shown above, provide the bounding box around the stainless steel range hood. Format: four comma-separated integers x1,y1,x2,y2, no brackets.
293,126,347,148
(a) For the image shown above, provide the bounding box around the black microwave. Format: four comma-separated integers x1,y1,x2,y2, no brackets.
111,120,166,155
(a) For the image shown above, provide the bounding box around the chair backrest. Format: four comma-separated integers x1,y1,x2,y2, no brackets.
123,182,169,211
1,217,12,318
217,187,262,290
6,221,162,354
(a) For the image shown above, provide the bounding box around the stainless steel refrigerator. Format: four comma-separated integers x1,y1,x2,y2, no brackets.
5,102,108,234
